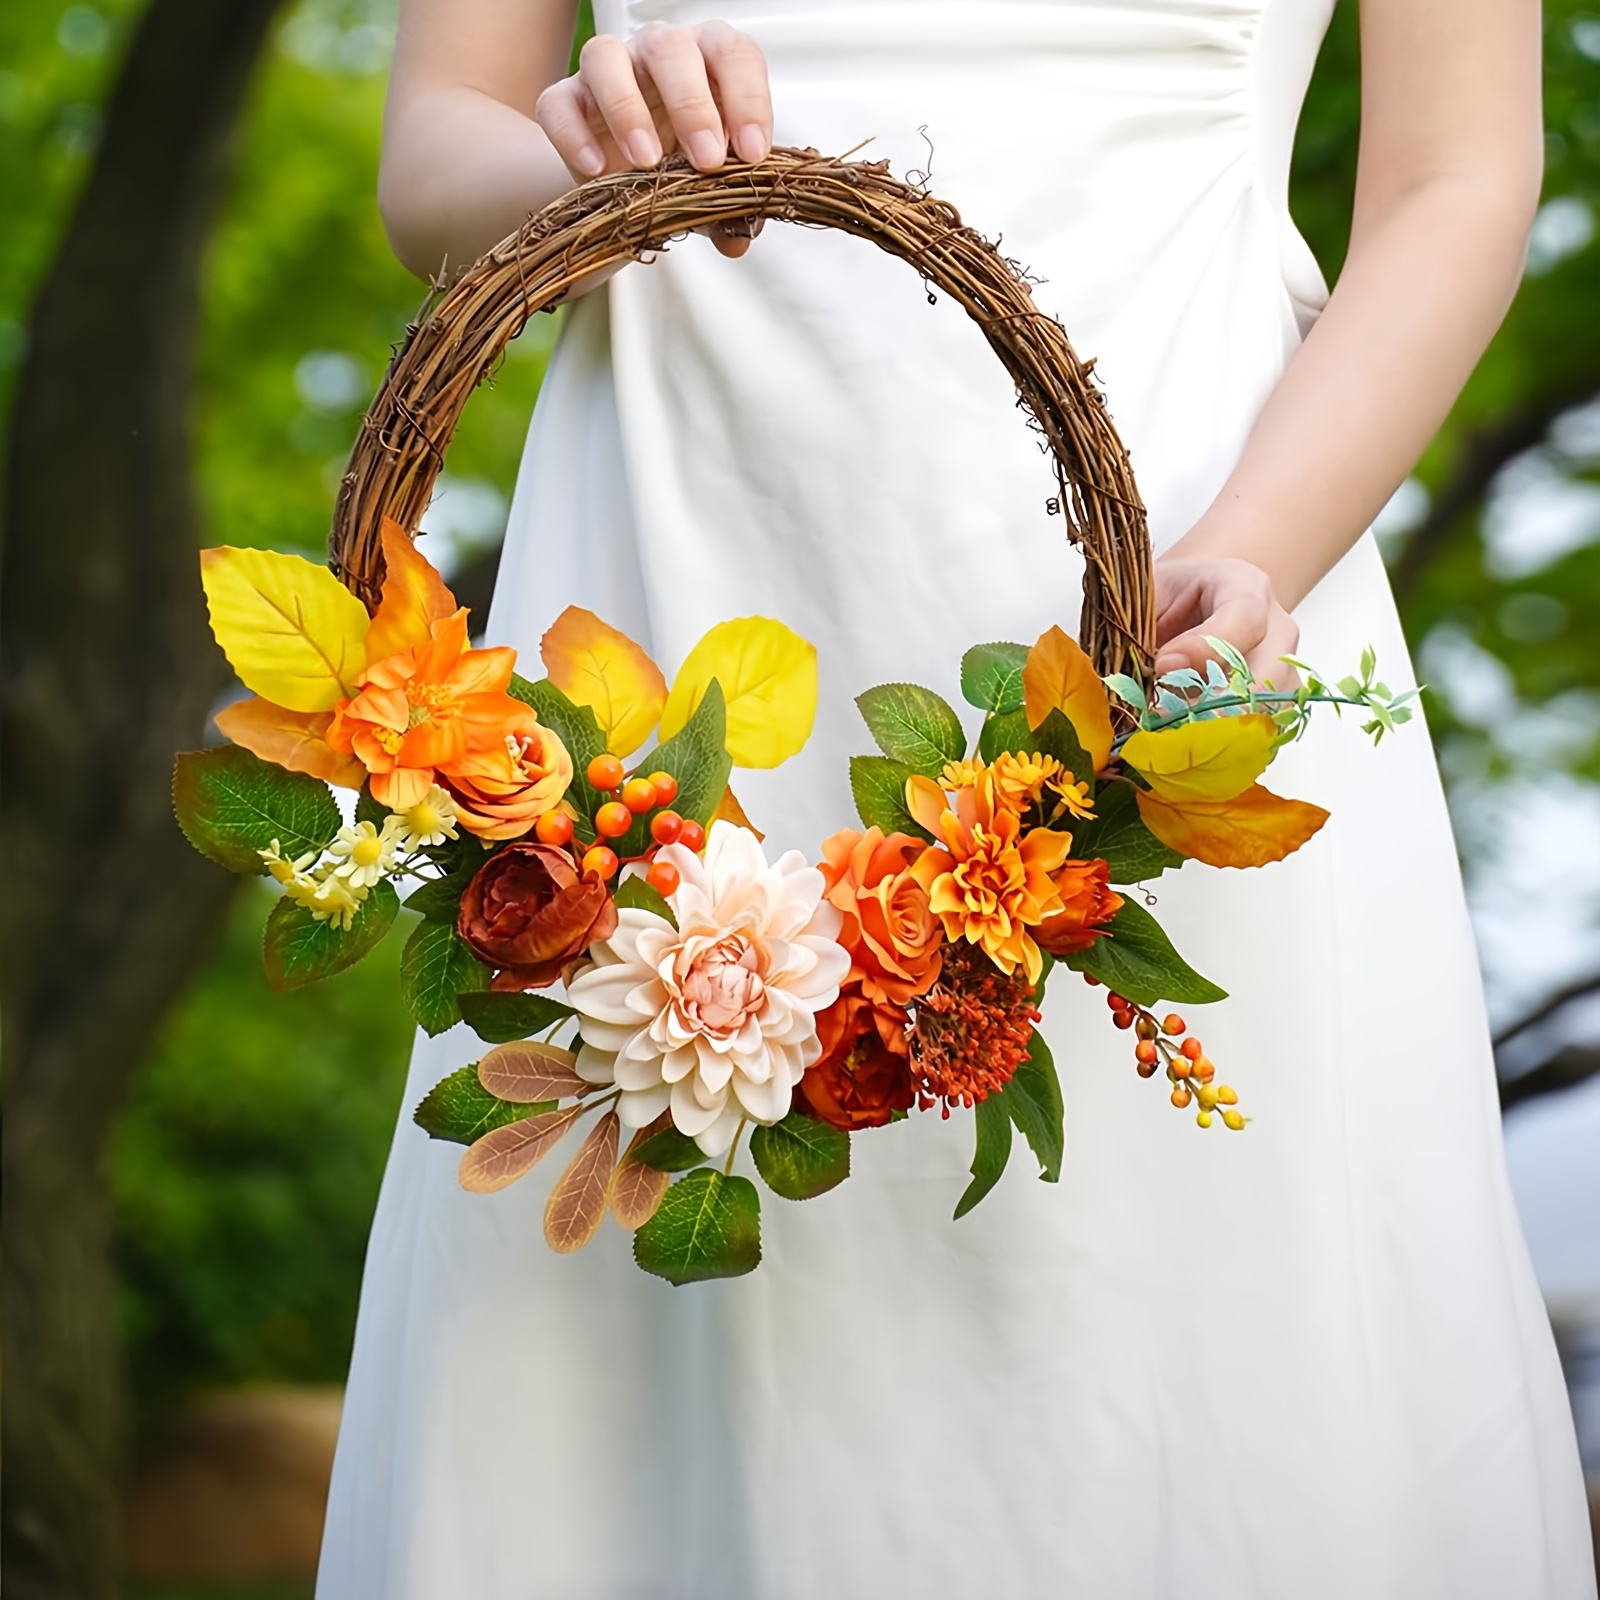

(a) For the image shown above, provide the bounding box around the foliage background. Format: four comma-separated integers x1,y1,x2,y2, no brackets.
2,0,1597,1431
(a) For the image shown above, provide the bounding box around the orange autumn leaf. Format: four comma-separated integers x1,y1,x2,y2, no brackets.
541,606,668,757
458,1105,581,1194
213,696,365,789
609,1117,673,1230
365,517,459,663
1135,782,1330,868
544,1111,620,1253
476,1042,589,1104
713,785,765,842
1022,625,1114,772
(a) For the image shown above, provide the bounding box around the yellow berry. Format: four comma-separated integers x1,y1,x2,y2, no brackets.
1193,1056,1216,1083
1222,1110,1246,1131
1196,1110,1213,1129
1197,1085,1219,1112
1171,1057,1192,1080
1216,1085,1238,1106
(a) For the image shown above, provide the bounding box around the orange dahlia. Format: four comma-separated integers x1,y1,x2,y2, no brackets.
905,770,1073,986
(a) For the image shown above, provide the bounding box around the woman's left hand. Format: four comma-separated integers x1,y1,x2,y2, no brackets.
1152,554,1300,686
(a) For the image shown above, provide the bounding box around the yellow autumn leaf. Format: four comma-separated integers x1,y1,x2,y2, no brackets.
364,517,458,662
1120,714,1278,803
1136,782,1330,868
1022,625,1114,772
660,617,817,769
214,696,365,788
200,547,370,713
540,606,668,757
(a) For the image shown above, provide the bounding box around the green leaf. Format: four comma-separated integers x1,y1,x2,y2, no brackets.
354,783,388,831
412,1063,543,1145
400,919,493,1036
1029,709,1098,789
953,1093,1013,1219
614,873,677,927
403,865,477,923
749,1111,850,1200
457,989,575,1044
1068,782,1184,883
1064,898,1227,1006
1002,1031,1064,1183
977,707,1032,765
960,641,1029,714
508,674,609,844
1104,673,1148,715
262,879,398,992
629,1124,711,1173
849,755,930,838
608,682,732,858
855,683,967,776
173,746,342,874
633,1169,762,1284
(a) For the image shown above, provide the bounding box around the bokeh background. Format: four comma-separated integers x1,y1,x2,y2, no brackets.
1,1,1596,1594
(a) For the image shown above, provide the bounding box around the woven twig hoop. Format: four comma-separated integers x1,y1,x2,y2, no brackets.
328,147,1155,679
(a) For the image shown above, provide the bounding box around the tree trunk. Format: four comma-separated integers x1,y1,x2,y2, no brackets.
1,0,285,1590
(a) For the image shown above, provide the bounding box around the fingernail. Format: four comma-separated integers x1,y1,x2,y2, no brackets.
574,145,605,177
686,130,725,169
626,130,662,168
735,124,768,163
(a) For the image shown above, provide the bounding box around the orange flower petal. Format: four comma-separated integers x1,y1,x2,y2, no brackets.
365,518,460,662
1022,625,1115,772
442,644,517,701
371,766,435,811
904,774,949,836
1135,782,1329,867
214,696,365,788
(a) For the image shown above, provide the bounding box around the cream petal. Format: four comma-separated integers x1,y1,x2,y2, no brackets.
567,964,657,1024
660,1045,699,1084
690,1101,745,1159
670,1076,726,1137
693,1046,734,1096
614,1049,668,1091
618,1082,672,1128
574,1044,617,1086
579,1017,645,1054
732,1068,793,1126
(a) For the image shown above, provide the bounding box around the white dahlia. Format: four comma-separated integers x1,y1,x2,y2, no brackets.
566,822,851,1156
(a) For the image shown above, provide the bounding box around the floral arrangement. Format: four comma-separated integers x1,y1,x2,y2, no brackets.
174,522,1412,1284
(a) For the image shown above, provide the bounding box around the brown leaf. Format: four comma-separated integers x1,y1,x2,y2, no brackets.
608,1116,674,1230
713,785,765,842
544,1111,621,1254
457,1105,581,1194
477,1041,588,1103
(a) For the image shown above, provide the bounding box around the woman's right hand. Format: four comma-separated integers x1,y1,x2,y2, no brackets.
535,22,774,257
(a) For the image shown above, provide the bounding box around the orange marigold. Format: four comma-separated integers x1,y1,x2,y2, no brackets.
906,770,1072,986
818,827,943,1006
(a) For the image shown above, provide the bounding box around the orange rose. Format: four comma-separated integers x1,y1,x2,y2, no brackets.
1035,858,1123,955
818,828,943,1006
797,989,916,1131
443,717,572,841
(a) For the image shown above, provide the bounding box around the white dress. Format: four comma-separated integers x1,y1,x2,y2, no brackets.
317,2,1596,1595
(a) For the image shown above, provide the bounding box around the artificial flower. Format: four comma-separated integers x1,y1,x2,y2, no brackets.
817,827,942,1006
939,758,986,790
392,784,460,850
905,770,1074,986
1035,858,1123,955
325,608,526,812
258,838,319,891
566,822,850,1156
286,868,367,931
909,941,1041,1108
443,721,573,841
457,841,618,990
798,989,916,1130
326,818,404,889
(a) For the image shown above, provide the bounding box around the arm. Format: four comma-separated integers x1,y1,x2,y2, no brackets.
1154,0,1544,678
379,0,772,281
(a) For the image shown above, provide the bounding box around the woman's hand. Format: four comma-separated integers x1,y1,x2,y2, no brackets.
1152,555,1300,686
535,22,774,257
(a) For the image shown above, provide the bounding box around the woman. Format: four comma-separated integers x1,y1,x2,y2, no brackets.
319,2,1596,1595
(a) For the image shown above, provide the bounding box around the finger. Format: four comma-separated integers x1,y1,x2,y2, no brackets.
1246,615,1302,690
630,23,725,171
534,77,610,178
579,33,663,168
1153,593,1271,678
696,21,772,163
700,215,765,259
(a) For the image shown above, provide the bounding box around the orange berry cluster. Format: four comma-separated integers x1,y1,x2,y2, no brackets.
555,754,705,894
1085,975,1246,1130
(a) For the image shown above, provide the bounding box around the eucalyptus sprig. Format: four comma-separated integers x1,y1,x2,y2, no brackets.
1106,637,1419,749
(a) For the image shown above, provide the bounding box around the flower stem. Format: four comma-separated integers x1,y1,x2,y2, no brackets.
723,1118,748,1177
